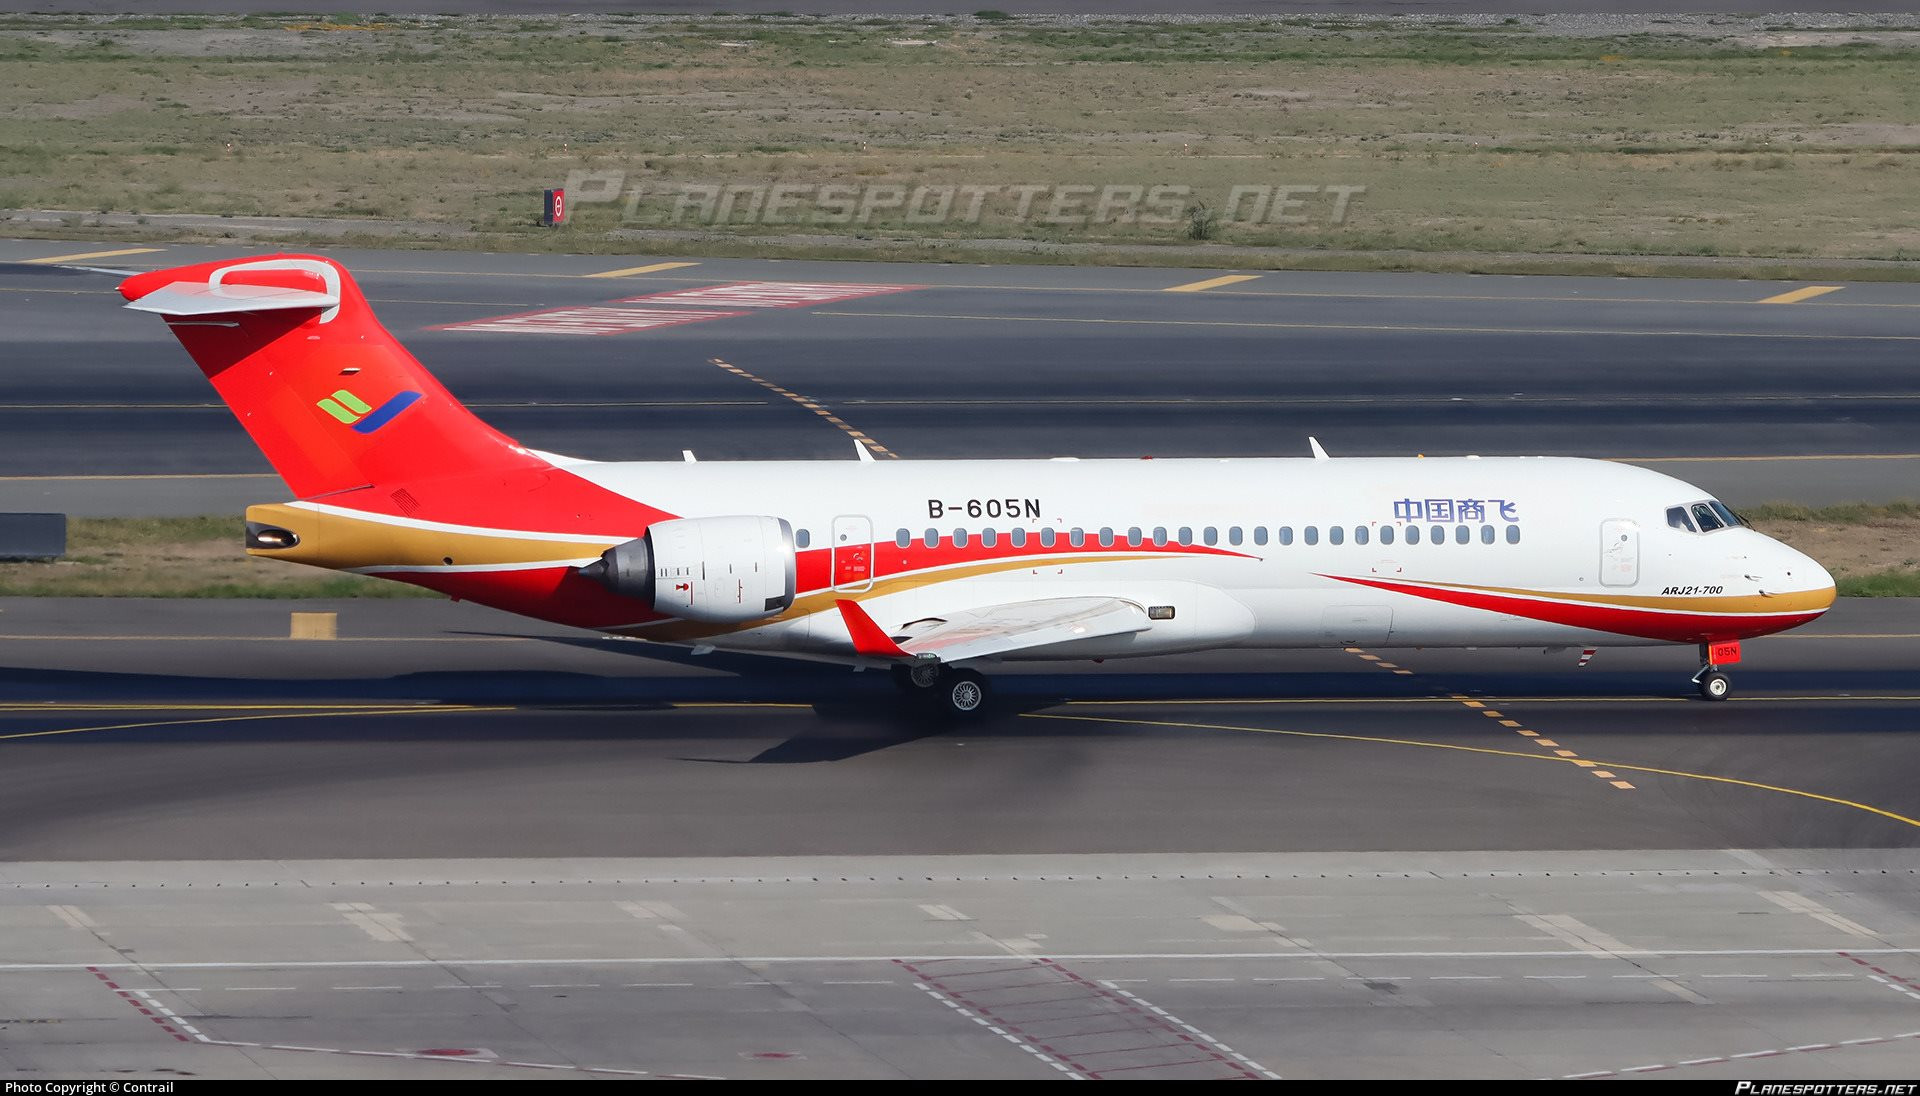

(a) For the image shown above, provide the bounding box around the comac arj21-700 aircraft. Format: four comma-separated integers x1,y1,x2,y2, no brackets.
117,255,1837,715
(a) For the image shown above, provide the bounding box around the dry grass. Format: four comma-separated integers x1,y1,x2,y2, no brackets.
0,516,435,597
0,16,1915,261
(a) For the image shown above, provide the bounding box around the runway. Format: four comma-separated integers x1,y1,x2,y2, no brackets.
3,238,1919,514
5,597,1920,1077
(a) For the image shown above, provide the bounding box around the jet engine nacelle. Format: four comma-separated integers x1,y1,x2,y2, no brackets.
582,515,797,624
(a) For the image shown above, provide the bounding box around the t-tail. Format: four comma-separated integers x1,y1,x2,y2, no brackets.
119,255,541,501
119,254,672,626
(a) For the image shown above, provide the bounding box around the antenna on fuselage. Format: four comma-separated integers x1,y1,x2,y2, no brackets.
1308,437,1330,461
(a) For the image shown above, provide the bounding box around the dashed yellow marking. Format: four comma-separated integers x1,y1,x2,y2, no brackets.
1392,669,1413,675
709,357,898,459
1499,719,1524,728
1164,274,1262,293
583,261,699,278
20,247,162,265
1573,760,1597,768
1592,771,1616,779
1554,749,1579,757
1517,729,1539,736
1023,711,1920,830
1758,285,1844,305
1481,710,1504,718
1462,701,1485,709
1357,654,1382,662
1535,740,1560,748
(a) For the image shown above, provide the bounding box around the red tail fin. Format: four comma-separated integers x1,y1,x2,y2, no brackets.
119,254,538,499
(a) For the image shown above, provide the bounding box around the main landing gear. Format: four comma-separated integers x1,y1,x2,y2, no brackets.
891,659,993,718
1692,641,1734,701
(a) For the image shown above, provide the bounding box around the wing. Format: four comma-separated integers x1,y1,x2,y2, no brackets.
837,596,1150,664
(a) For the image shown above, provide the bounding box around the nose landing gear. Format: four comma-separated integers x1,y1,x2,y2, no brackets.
1692,640,1739,701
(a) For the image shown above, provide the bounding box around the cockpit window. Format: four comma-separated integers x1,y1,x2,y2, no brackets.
1691,502,1725,532
1666,506,1696,533
1708,501,1742,528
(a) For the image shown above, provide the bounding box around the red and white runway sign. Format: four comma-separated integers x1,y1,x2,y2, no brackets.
431,307,747,337
621,281,924,309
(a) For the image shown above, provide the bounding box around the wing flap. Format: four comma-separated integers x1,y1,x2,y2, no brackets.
895,596,1150,664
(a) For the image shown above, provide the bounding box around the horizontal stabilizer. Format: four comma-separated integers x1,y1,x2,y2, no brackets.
124,280,340,317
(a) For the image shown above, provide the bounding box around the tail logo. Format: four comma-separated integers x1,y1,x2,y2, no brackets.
317,388,424,435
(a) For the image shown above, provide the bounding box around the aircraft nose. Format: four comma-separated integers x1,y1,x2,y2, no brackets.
1778,543,1836,613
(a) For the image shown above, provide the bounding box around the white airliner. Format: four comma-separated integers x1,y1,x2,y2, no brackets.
119,255,1835,715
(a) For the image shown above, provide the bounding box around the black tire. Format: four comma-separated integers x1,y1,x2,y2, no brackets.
941,669,991,717
1697,671,1731,701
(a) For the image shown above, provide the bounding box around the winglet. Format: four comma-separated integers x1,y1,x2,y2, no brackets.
855,440,875,463
1309,436,1330,461
835,599,908,659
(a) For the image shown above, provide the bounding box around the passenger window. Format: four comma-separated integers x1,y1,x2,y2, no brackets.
796,529,811,549
1405,525,1420,545
953,528,969,547
924,528,938,547
1277,526,1292,546
1127,526,1144,547
1429,525,1444,544
1151,526,1168,547
1455,525,1469,545
1505,525,1521,544
982,528,998,548
1178,526,1194,546
1098,527,1114,547
1040,527,1057,548
1329,526,1344,546
1380,525,1395,546
1254,527,1269,546
1304,526,1319,546
1667,506,1695,533
1691,503,1725,532
1011,528,1028,548
1227,526,1241,546
895,529,910,548
1070,528,1086,547
1354,526,1370,546
1480,525,1494,544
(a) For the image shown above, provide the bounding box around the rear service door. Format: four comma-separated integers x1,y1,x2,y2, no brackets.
832,515,874,592
1600,519,1639,587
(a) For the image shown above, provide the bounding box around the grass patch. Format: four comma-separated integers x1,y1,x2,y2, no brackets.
1836,569,1920,597
1738,501,1920,524
0,14,1914,262
0,516,440,598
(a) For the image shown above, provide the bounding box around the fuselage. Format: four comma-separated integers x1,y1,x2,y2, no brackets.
265,453,1835,664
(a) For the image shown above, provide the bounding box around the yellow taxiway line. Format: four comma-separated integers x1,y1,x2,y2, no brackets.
1164,274,1262,293
19,248,163,265
1759,285,1844,305
583,261,701,278
1023,710,1920,830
